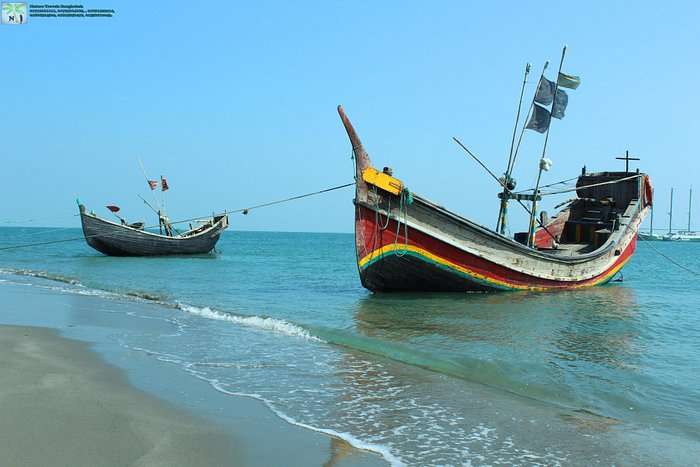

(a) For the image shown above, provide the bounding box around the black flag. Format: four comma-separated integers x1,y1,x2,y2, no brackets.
525,104,551,133
534,77,556,105
551,88,568,119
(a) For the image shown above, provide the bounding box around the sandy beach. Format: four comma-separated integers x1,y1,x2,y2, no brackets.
0,325,241,467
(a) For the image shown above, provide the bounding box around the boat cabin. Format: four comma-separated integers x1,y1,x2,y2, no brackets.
519,170,645,254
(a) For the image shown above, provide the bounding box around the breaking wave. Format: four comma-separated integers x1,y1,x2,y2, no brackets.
0,267,321,343
175,303,323,342
0,267,81,285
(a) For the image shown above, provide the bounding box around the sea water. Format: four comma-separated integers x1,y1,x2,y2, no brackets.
1,227,699,465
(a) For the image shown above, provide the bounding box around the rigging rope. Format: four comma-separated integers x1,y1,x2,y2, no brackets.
515,174,644,197
539,174,644,196
0,182,355,252
513,176,579,194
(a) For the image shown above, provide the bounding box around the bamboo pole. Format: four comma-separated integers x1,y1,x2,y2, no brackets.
453,138,558,241
527,47,567,247
497,63,531,233
507,61,549,177
497,61,548,236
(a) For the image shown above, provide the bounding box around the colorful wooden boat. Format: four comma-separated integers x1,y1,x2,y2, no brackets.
337,105,652,292
79,204,228,256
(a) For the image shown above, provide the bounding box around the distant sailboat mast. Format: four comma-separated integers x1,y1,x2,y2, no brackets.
669,188,674,235
688,187,693,232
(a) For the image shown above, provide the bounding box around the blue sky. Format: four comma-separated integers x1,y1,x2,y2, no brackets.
2,1,699,233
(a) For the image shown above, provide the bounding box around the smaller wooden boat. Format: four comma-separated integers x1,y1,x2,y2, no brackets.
78,204,228,256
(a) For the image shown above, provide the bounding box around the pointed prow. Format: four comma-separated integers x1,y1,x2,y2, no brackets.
337,105,371,177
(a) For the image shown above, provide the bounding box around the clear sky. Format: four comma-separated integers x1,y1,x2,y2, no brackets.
2,1,699,233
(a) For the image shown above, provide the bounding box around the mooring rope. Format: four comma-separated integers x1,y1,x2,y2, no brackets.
638,235,699,276
392,188,410,257
0,226,75,238
0,182,355,252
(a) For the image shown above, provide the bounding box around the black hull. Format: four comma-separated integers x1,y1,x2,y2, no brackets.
79,205,228,256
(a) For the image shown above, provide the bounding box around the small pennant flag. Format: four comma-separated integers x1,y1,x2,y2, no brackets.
148,180,158,190
525,104,551,133
161,176,169,192
557,72,581,90
106,205,120,213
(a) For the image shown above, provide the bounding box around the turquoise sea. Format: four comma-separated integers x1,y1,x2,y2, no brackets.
1,227,699,465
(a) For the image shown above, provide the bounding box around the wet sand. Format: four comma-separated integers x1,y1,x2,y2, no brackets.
0,325,242,467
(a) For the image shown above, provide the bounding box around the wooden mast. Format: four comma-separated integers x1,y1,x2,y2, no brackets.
497,63,531,234
498,62,550,236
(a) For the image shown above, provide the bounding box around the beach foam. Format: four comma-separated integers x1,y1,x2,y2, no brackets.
176,303,323,342
124,344,401,466
210,382,404,467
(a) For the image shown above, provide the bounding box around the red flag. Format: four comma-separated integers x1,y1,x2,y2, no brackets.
148,180,158,190
106,205,120,213
161,176,169,192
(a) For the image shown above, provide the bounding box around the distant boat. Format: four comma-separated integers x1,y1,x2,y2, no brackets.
638,191,664,241
665,187,700,241
665,231,700,242
642,187,700,242
78,171,229,256
79,205,228,256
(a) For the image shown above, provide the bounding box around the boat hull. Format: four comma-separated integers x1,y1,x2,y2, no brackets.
79,206,228,256
356,204,636,292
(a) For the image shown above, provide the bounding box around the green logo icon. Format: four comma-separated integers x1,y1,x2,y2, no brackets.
2,3,27,24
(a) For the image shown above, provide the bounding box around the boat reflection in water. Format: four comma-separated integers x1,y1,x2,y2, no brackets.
345,285,642,415
311,286,663,464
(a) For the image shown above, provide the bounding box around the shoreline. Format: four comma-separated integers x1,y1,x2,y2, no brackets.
0,279,388,467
